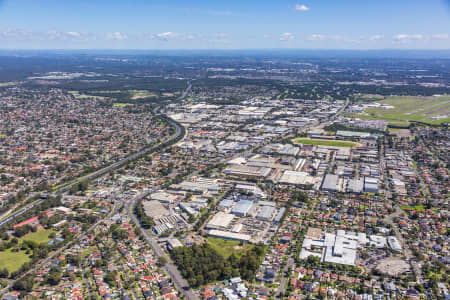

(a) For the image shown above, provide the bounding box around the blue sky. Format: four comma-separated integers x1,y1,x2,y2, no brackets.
0,0,449,49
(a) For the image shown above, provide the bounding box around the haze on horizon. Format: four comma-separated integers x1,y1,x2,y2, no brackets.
0,0,449,50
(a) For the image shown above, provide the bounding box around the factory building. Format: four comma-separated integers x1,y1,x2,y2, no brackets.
257,205,275,221
231,200,254,217
321,174,340,192
206,212,235,230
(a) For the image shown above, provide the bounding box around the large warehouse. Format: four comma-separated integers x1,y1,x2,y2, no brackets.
205,212,235,230
321,174,340,192
231,200,254,217
208,230,251,242
257,205,275,221
279,170,315,186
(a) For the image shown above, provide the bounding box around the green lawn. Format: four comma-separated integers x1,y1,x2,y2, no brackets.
356,94,385,101
0,249,31,273
20,228,55,244
129,90,158,100
292,138,358,148
207,237,255,259
113,102,133,107
399,204,426,211
0,134,5,137
354,96,450,125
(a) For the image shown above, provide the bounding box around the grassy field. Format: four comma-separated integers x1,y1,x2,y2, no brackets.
68,91,108,100
354,96,450,125
292,138,358,148
0,134,5,138
399,204,426,211
207,237,255,259
355,94,385,101
20,228,55,244
0,249,31,273
113,102,133,107
129,90,158,100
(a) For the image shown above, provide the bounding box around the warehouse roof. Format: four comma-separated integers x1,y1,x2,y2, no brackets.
321,174,340,191
257,206,275,220
206,212,235,229
208,230,251,242
231,200,254,216
280,170,315,186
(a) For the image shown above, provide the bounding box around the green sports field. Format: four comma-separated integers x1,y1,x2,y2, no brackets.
20,228,55,244
207,237,255,259
0,249,31,273
292,138,358,148
353,96,450,125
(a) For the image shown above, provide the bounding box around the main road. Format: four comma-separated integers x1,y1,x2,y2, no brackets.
126,189,198,300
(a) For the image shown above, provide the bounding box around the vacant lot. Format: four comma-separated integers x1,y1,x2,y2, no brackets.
0,249,31,273
292,138,358,148
207,237,255,259
354,96,450,125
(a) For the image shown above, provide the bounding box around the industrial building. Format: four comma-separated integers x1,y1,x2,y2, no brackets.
274,207,286,224
223,164,272,180
364,177,379,193
231,200,254,217
388,236,402,252
218,199,234,211
279,170,315,186
208,229,251,242
321,174,340,192
346,178,364,193
257,205,275,221
206,212,235,230
150,191,178,203
300,228,394,266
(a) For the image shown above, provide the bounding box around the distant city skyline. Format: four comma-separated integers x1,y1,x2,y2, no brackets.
0,0,450,49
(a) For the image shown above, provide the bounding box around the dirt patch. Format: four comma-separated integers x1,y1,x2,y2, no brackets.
376,257,410,276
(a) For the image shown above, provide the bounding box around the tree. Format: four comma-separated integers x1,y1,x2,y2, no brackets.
0,268,8,278
45,267,62,286
13,275,34,291
157,256,167,266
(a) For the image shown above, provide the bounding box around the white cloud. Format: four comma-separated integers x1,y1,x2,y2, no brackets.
105,32,128,41
393,34,424,42
280,32,294,41
431,33,449,40
153,31,177,41
307,34,327,41
66,31,81,38
0,28,32,40
369,34,384,41
295,4,310,11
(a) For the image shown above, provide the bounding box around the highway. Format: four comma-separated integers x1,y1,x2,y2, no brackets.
0,198,44,227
